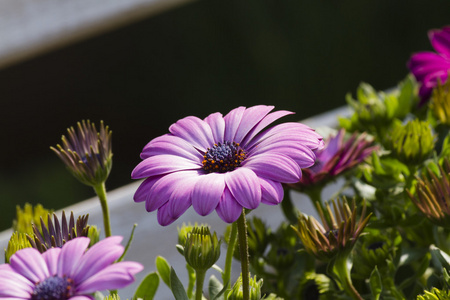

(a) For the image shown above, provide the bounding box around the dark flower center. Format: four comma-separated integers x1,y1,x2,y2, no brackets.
202,141,246,173
32,276,74,300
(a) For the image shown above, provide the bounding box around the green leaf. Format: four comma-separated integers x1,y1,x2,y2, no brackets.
430,245,450,271
170,267,189,300
134,272,159,300
369,267,382,300
208,275,224,300
93,291,105,300
155,256,171,288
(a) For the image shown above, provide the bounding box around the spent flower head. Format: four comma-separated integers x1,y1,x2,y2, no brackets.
132,105,323,225
0,236,143,300
407,160,450,227
27,211,91,253
388,119,435,165
294,129,377,188
51,120,112,187
292,198,371,261
183,226,221,271
408,26,450,105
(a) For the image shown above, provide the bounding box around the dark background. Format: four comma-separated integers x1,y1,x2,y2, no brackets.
1,0,449,230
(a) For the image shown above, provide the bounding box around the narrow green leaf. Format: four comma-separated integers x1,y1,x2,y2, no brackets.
133,272,159,300
369,267,382,300
430,245,450,271
117,223,137,262
155,256,171,288
170,267,189,300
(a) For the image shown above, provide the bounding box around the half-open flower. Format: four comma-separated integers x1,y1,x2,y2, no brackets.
132,105,323,225
407,160,450,227
51,120,113,187
294,129,377,188
292,198,371,261
0,236,143,300
407,26,450,105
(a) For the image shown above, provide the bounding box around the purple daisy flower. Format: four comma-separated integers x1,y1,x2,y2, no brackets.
296,129,377,187
408,26,450,105
132,105,324,225
0,236,143,300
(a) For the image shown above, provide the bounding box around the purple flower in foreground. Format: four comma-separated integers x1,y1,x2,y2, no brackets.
132,105,324,225
0,236,143,300
295,129,377,188
408,26,450,105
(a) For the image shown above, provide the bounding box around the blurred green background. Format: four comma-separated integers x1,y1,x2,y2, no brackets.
0,0,449,231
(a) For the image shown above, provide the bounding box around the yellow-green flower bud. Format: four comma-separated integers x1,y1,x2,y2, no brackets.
184,226,220,271
388,120,435,165
5,232,31,263
88,225,101,247
13,203,51,235
430,78,450,125
229,274,263,300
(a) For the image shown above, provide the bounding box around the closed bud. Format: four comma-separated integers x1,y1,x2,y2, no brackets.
229,274,263,300
5,232,31,263
184,226,220,271
430,77,450,125
388,119,435,165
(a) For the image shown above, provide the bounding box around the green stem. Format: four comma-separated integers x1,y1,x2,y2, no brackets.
280,188,298,224
332,253,362,300
237,209,250,300
195,269,206,300
306,185,330,224
223,222,238,298
93,182,112,237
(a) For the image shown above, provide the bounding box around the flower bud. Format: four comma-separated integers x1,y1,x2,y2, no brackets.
183,226,220,271
51,120,112,187
13,203,51,235
5,232,31,263
229,274,263,300
430,78,450,125
388,119,435,165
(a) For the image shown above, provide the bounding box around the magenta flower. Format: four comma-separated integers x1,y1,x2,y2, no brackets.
0,236,143,300
408,26,450,105
296,129,377,187
132,105,324,225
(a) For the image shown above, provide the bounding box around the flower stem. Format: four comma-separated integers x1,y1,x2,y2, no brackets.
332,253,362,300
280,188,298,223
237,209,250,300
93,182,112,237
195,269,206,300
306,185,331,224
223,222,238,298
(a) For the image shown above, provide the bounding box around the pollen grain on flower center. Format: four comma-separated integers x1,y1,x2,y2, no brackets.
202,141,246,173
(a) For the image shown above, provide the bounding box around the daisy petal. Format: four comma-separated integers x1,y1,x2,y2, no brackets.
224,106,246,142
42,247,61,276
259,177,284,205
169,116,214,152
133,175,163,203
73,236,124,283
250,142,316,168
131,155,201,179
225,168,261,209
216,188,243,223
167,176,199,219
76,262,143,293
57,237,90,278
430,27,450,57
141,134,202,162
244,153,301,183
0,269,33,297
157,202,178,226
233,105,274,143
10,248,49,283
192,173,226,216
204,112,225,143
